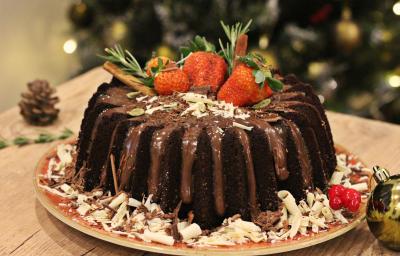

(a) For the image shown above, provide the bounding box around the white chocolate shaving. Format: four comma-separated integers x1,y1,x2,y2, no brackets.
128,198,142,208
77,203,91,216
278,190,301,216
330,171,345,185
109,193,127,209
232,121,253,131
38,143,369,248
307,192,315,208
321,207,334,222
350,182,368,191
180,223,202,241
333,210,349,224
143,230,174,246
111,201,128,228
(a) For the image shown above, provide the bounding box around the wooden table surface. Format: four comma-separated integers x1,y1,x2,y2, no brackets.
1,67,399,256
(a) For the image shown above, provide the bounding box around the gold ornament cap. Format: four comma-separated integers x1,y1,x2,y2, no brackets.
372,166,391,183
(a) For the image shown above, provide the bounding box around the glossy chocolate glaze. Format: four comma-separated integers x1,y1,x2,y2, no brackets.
248,118,289,181
75,74,336,227
286,120,313,187
180,127,202,204
206,126,225,216
148,125,182,199
118,122,154,191
233,128,258,217
270,100,335,174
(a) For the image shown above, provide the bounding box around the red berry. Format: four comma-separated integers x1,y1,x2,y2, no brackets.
347,198,361,212
340,188,360,208
328,185,346,199
329,196,343,210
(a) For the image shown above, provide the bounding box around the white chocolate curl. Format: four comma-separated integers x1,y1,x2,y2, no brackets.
350,182,368,192
307,192,315,208
330,171,344,185
277,190,301,216
109,193,127,209
277,190,302,238
321,207,334,223
179,223,202,241
143,230,174,246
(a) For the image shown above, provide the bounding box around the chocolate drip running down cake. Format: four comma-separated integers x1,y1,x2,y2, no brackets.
73,74,336,229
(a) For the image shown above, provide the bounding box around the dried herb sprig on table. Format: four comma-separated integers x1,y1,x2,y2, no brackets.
0,140,8,149
0,128,74,150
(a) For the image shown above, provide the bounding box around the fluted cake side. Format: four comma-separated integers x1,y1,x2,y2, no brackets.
72,75,336,228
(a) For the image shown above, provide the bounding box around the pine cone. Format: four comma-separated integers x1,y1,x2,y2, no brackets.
19,80,60,126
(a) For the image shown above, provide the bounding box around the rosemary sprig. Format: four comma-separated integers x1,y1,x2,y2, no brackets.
219,20,252,74
100,45,166,87
238,52,283,91
100,45,147,78
0,128,74,150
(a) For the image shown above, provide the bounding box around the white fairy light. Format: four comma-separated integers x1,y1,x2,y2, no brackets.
63,39,77,54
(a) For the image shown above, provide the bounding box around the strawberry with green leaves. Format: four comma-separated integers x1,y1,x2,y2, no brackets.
217,53,283,106
180,36,227,92
154,68,190,95
183,51,227,92
145,56,175,76
101,45,189,95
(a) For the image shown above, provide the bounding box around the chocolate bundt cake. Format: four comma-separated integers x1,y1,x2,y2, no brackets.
72,74,336,229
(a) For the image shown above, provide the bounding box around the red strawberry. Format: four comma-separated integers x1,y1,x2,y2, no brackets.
154,69,190,95
183,51,227,92
146,56,175,76
217,64,273,106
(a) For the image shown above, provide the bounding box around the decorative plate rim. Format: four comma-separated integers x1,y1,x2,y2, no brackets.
33,138,368,256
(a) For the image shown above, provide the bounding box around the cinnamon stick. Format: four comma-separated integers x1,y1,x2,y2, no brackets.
103,61,156,96
233,34,248,69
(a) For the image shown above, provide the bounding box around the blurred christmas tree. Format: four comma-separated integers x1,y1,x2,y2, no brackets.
66,0,400,124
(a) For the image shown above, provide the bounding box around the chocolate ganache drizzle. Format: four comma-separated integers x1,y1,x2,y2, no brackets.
74,75,336,228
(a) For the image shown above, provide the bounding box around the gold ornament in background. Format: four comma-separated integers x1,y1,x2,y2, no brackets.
308,61,330,79
251,49,279,69
104,20,128,45
155,45,176,60
367,166,400,251
334,6,361,53
291,39,306,53
258,34,269,50
68,2,94,28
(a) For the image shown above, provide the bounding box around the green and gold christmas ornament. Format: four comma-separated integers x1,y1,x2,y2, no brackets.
367,166,400,251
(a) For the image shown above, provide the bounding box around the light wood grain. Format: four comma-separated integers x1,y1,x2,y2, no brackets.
0,67,399,256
